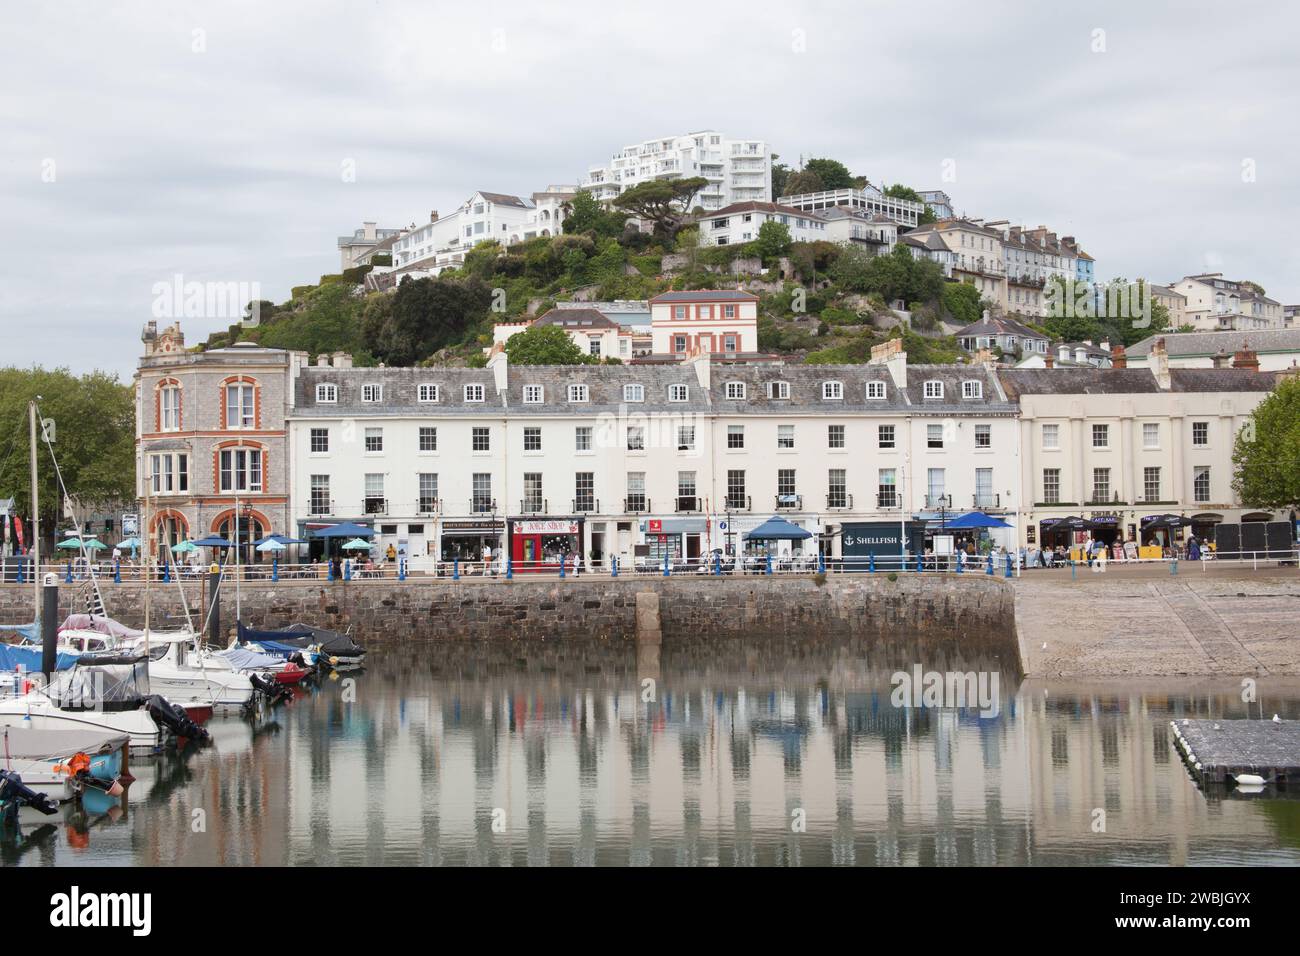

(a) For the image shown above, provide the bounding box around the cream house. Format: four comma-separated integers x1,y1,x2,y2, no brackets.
999,350,1283,550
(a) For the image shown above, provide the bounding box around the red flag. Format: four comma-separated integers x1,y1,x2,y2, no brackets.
14,516,25,554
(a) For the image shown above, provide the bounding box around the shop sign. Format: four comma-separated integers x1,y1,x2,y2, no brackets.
517,520,579,535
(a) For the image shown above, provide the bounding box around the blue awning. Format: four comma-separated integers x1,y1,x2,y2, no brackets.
743,515,813,541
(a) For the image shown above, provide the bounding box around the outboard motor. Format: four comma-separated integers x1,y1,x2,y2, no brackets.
249,673,292,708
0,769,59,823
145,695,211,743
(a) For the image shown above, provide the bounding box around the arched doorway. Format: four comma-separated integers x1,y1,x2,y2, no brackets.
151,511,189,563
212,509,268,566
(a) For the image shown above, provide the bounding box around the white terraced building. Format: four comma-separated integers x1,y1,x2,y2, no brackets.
583,131,770,212
285,344,1021,572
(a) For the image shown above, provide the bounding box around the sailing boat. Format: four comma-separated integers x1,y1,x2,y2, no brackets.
0,401,207,750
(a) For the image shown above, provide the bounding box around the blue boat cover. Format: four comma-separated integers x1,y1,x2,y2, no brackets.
0,642,80,672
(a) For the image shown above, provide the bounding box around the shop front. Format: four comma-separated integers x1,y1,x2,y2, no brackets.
439,519,505,566
509,518,584,571
1085,512,1122,546
840,520,925,570
640,517,708,568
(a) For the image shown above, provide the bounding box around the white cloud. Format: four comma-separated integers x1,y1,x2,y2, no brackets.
1,0,1297,378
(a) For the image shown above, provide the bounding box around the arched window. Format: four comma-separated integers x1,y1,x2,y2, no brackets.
213,509,269,565
222,376,259,429
157,379,182,431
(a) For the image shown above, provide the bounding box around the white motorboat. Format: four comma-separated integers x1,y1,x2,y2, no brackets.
136,634,256,712
0,654,164,752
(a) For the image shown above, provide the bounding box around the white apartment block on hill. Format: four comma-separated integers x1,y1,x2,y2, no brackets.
583,131,770,212
1168,274,1284,331
700,202,829,246
382,187,578,281
777,185,926,229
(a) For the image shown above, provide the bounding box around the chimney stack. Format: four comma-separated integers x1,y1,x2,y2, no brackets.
1232,340,1260,371
1044,352,1054,369
430,209,439,223
1151,337,1171,389
1211,348,1231,369
1110,344,1126,368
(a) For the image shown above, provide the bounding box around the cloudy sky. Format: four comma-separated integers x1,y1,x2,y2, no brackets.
3,0,1296,380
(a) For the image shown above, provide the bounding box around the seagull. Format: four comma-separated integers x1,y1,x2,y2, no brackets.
1274,714,1282,723
1213,723,1221,730
1041,643,1047,650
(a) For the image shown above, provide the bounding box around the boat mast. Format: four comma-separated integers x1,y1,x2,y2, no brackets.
235,491,241,627
143,489,151,655
28,400,39,621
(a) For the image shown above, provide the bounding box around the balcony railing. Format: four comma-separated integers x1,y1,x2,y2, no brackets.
624,496,649,514
725,494,751,512
417,497,441,515
471,498,496,514
973,493,1000,509
572,498,599,514
826,493,853,510
877,492,898,509
309,498,334,517
775,494,802,511
676,495,699,513
924,494,952,509
363,497,387,516
519,498,548,515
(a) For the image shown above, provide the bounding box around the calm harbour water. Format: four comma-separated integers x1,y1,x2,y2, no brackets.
6,639,1300,867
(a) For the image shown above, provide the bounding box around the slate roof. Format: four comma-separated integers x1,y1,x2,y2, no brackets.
998,367,1280,398
534,308,621,330
293,363,1015,417
1128,330,1300,357
955,315,1048,340
477,191,530,208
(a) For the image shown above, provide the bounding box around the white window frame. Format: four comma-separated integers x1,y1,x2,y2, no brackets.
623,384,644,403
668,384,689,402
725,382,746,400
768,381,790,400
160,386,181,431
822,381,844,401
866,381,886,399
361,384,384,404
464,384,485,403
923,380,944,400
523,385,544,404
962,380,982,400
225,383,255,429
315,383,337,404
417,384,440,404
568,384,589,403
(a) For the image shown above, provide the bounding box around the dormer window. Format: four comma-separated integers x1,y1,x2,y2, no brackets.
464,384,485,403
725,382,746,400
866,381,886,400
567,384,589,403
315,383,337,404
418,384,440,403
962,380,983,400
767,381,790,400
669,384,689,402
361,384,384,403
523,385,544,404
923,380,944,400
623,384,644,403
822,381,843,401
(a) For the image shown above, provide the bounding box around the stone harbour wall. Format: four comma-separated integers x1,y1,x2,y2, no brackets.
0,574,1017,664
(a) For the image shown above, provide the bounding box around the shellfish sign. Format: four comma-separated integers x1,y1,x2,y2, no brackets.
49,887,151,937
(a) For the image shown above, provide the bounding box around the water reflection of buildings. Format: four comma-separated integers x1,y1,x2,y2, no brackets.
14,660,1299,866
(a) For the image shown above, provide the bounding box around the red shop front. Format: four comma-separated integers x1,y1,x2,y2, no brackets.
508,518,584,571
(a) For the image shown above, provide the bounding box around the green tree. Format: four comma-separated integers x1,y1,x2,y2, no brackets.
364,276,494,365
770,155,791,199
0,368,135,548
612,177,710,242
804,158,855,190
942,280,984,326
753,221,792,265
562,190,628,239
782,169,823,196
1233,375,1300,510
504,324,591,365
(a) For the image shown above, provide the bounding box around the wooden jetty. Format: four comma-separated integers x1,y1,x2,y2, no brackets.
1171,718,1300,785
